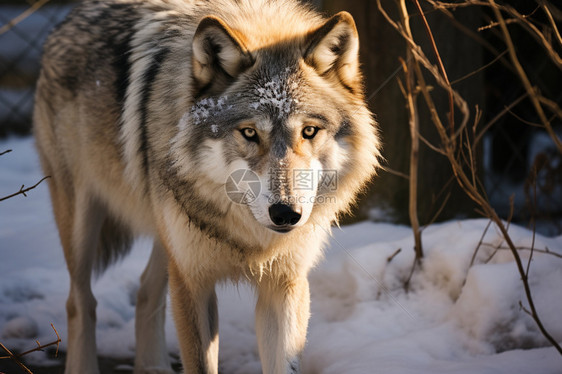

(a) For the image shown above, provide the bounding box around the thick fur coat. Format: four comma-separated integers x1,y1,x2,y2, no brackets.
33,0,381,373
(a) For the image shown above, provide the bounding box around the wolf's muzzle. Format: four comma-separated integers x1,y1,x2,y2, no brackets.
268,203,301,228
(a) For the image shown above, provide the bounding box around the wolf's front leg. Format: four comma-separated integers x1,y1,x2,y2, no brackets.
168,262,219,374
134,240,171,374
255,276,310,374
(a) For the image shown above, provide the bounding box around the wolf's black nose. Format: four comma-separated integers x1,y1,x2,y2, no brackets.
269,203,301,226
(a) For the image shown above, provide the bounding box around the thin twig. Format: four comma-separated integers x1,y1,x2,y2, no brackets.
387,248,402,263
487,245,562,259
0,176,50,202
470,219,493,267
0,149,12,156
0,0,52,36
538,95,562,120
474,92,528,147
423,176,454,227
450,50,508,85
435,0,562,68
478,5,541,32
526,170,538,278
478,16,527,32
506,108,547,128
17,324,61,357
412,0,455,136
0,324,61,374
404,255,421,293
382,166,410,180
419,133,447,155
537,0,562,21
519,300,533,317
0,344,33,374
542,3,562,47
428,0,517,75
398,37,423,261
490,0,562,153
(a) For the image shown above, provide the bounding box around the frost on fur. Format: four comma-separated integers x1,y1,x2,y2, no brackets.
190,96,232,125
250,68,302,118
176,96,234,137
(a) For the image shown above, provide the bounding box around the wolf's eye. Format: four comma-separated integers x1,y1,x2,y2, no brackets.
241,128,258,142
302,126,319,139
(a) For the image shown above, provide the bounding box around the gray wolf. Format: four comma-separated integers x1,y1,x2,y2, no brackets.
33,0,380,372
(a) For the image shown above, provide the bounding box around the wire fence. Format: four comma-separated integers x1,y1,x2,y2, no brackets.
0,1,72,135
1,0,561,234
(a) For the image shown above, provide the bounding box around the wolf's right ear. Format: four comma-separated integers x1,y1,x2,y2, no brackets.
304,11,360,91
192,16,254,90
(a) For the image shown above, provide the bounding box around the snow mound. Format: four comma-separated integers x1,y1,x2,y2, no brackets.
2,316,38,339
453,258,562,353
304,220,562,373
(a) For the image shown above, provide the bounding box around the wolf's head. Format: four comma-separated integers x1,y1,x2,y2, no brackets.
172,10,380,233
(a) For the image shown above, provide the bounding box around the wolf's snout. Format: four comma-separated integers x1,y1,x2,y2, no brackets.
268,203,301,226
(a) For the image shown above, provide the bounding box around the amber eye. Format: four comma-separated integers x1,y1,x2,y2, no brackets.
240,128,258,142
302,126,319,139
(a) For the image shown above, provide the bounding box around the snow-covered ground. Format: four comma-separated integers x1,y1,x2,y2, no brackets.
1,136,561,373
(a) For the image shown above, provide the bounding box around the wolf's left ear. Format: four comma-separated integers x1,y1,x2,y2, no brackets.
192,16,253,89
304,11,360,91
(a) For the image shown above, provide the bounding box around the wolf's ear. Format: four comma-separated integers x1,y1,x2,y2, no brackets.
192,16,253,89
304,11,360,91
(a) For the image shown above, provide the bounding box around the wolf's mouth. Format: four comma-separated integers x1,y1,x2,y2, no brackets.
269,225,294,234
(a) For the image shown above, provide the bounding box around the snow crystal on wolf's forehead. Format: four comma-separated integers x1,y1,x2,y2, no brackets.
189,96,231,126
176,68,302,133
250,67,301,118
177,96,233,136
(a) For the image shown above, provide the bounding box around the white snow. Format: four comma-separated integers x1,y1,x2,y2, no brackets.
250,68,300,118
1,136,561,372
189,96,230,126
254,80,292,117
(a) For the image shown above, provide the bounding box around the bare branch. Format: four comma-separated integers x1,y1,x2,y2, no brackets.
519,300,534,317
0,177,50,202
398,37,423,261
0,324,61,373
377,0,562,355
490,0,562,154
470,220,493,267
474,92,528,147
0,344,33,374
450,50,508,85
493,245,562,259
541,3,562,47
387,248,402,263
0,0,52,36
382,166,410,180
412,0,455,136
419,133,447,155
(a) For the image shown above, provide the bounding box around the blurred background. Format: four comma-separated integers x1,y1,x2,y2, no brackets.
1,0,561,235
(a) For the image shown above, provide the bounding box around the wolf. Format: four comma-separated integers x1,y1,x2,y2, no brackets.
33,0,380,372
